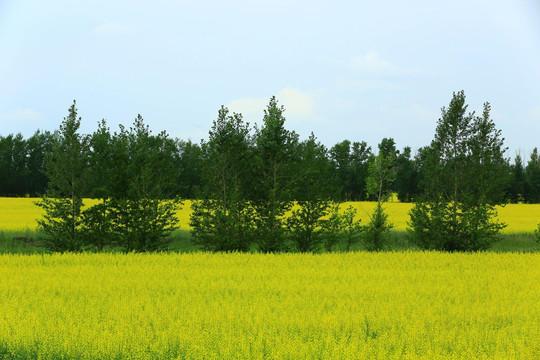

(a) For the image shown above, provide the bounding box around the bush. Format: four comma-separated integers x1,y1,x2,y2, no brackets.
363,204,393,251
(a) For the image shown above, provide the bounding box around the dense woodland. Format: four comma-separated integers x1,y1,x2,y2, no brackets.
1,116,539,204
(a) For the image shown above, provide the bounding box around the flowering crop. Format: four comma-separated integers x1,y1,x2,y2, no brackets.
0,252,538,359
0,198,538,233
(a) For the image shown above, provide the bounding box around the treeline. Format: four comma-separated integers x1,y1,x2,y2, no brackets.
5,92,540,252
1,115,539,204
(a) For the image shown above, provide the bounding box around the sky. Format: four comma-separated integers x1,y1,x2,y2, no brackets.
1,0,539,157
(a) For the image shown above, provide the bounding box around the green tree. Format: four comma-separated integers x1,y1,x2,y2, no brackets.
329,140,352,200
340,205,362,251
508,154,526,203
321,203,344,252
81,119,114,251
525,148,540,203
350,141,372,200
252,96,299,252
107,116,182,252
176,140,203,199
190,106,254,252
286,134,334,252
35,100,89,252
363,138,396,251
408,91,508,251
0,134,27,196
25,130,53,196
394,146,419,202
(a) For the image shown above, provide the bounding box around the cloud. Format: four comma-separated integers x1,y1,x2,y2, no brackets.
0,108,44,122
348,52,426,77
277,87,316,119
227,87,318,123
227,97,267,119
94,22,138,36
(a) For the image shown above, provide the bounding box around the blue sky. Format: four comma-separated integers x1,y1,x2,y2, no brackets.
1,0,539,157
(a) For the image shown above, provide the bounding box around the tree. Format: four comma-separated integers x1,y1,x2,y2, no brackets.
25,130,53,196
508,154,526,203
176,140,203,199
106,116,182,252
0,134,27,196
286,134,334,252
321,202,344,252
329,140,352,200
35,100,89,252
525,148,540,203
363,138,396,251
81,119,114,251
408,91,508,251
190,106,254,252
394,146,419,202
339,205,362,252
350,141,372,200
252,96,299,252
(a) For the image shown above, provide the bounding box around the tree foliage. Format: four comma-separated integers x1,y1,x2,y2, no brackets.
408,91,508,251
286,134,334,252
190,106,253,252
106,116,182,252
252,97,300,252
35,101,89,252
363,138,396,251
525,148,540,203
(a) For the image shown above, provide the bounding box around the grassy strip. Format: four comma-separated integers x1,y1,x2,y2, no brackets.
1,229,538,254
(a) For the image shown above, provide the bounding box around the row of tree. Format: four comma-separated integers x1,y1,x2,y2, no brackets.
33,91,529,253
190,91,513,252
1,118,540,204
34,103,182,252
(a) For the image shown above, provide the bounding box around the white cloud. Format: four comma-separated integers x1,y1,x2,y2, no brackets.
227,87,318,123
227,97,267,119
94,22,138,36
348,51,426,77
277,87,316,119
0,108,44,122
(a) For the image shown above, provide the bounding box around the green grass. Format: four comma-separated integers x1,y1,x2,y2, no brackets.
1,229,538,254
0,229,48,254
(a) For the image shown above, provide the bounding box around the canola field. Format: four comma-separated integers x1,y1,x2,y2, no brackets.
1,197,539,233
0,252,538,359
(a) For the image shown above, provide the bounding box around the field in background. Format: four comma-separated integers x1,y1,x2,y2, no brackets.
0,252,538,359
1,197,539,233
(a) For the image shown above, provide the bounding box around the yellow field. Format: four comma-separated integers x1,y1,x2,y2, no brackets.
0,252,538,359
1,198,539,233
